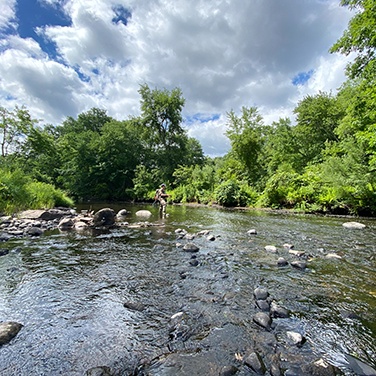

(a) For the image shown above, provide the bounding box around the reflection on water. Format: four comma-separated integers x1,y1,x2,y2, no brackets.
0,204,375,375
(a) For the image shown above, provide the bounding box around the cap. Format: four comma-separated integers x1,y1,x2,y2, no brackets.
161,183,166,187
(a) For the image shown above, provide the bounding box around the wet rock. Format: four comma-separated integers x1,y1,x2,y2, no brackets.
175,228,187,235
123,301,146,312
286,331,305,346
85,366,112,376
270,302,290,318
93,208,115,227
197,230,211,236
244,351,266,374
183,243,200,252
253,312,272,331
345,354,376,376
189,259,199,266
0,321,23,345
283,243,294,249
58,217,75,230
135,210,152,218
0,249,9,257
247,229,257,235
291,260,307,270
116,209,128,218
289,250,305,257
25,226,44,236
219,365,239,376
19,209,67,221
206,234,216,241
325,253,342,259
277,257,288,266
254,287,269,300
256,299,270,312
265,245,277,253
302,358,342,376
342,221,366,229
0,232,13,242
184,233,196,240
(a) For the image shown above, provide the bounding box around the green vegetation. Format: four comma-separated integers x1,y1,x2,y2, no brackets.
0,0,375,215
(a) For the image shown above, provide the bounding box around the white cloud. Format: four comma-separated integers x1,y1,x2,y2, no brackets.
0,0,354,155
0,0,16,30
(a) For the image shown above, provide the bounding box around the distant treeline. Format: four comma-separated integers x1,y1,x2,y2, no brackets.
1,0,375,216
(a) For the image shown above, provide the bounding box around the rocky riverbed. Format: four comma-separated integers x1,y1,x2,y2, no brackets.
0,206,375,375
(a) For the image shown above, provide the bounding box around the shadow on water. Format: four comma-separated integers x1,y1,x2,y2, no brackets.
0,203,375,375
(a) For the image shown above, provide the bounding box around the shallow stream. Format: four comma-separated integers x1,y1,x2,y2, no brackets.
0,204,375,375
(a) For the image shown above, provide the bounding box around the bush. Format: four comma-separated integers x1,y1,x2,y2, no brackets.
0,168,73,214
215,179,250,207
26,181,74,209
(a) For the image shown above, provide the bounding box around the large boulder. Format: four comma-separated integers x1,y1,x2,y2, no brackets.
93,208,116,227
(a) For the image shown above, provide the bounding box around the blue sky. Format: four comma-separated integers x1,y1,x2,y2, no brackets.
0,0,353,156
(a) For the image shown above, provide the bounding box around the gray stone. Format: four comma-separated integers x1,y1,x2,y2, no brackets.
253,312,272,330
183,243,200,252
291,260,307,270
0,321,23,345
342,221,366,229
254,287,269,300
286,331,305,346
244,352,266,374
270,302,290,318
135,210,152,218
85,366,112,376
277,257,288,266
256,299,270,311
265,245,277,253
93,208,115,226
25,226,44,236
58,217,75,230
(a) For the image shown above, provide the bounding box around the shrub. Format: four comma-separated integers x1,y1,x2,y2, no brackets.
215,179,250,207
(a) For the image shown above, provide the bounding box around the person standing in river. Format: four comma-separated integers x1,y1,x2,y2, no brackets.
155,183,169,216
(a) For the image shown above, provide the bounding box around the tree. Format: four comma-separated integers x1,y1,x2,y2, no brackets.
225,106,267,187
0,106,37,157
138,84,203,184
330,0,376,80
292,92,344,169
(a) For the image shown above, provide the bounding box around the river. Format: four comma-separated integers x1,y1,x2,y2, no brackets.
0,204,375,375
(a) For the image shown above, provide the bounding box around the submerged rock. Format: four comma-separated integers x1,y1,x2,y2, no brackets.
85,366,112,376
0,321,23,346
345,354,376,376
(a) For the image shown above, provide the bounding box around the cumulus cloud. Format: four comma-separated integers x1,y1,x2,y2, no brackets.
0,0,353,155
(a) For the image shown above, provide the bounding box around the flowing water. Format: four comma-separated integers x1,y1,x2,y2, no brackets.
0,204,375,375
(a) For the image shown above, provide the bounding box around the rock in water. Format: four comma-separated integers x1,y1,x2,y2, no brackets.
0,321,23,345
93,208,115,226
342,222,366,229
135,210,152,218
253,312,272,330
183,243,200,252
